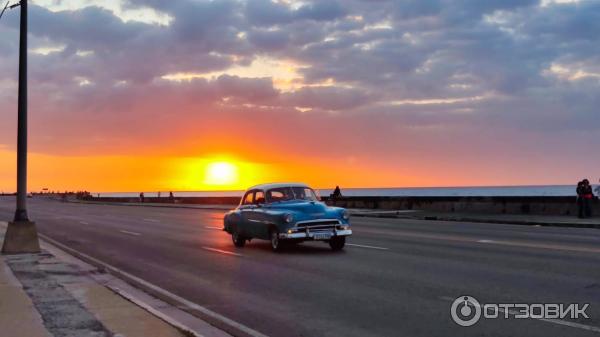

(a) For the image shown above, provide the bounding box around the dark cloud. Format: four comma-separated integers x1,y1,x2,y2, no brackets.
0,0,598,168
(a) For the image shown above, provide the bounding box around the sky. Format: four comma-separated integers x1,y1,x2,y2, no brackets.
0,0,599,192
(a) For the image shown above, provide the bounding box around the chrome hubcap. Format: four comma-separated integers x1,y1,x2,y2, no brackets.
271,232,278,248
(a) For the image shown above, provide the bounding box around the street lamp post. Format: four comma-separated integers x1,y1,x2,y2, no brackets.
2,0,40,254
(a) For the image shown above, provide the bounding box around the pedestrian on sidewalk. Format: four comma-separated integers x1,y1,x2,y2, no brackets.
169,191,174,203
140,192,145,203
582,179,594,218
576,180,585,218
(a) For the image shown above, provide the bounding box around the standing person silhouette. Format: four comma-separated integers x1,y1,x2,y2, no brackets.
332,186,342,199
576,181,584,218
582,179,594,218
140,192,145,203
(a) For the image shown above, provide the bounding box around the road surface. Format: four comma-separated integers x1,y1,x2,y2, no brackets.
1,196,599,337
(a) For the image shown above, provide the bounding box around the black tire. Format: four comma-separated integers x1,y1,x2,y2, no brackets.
329,236,346,251
232,229,246,247
270,229,284,252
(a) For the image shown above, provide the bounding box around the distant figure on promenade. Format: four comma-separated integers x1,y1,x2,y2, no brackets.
577,180,594,218
169,191,174,203
140,192,145,203
158,191,161,198
331,186,343,199
576,181,584,218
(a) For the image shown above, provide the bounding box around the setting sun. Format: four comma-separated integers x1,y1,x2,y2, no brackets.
204,162,239,186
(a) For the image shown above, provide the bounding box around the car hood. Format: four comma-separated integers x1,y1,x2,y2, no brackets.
266,201,339,218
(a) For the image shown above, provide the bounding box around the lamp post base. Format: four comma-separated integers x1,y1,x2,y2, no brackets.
2,221,40,254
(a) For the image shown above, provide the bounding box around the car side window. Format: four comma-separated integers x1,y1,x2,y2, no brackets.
242,191,254,205
254,191,265,204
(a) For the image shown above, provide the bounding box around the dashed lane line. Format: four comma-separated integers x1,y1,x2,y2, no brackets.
119,230,141,236
205,226,223,230
346,243,389,250
201,247,243,257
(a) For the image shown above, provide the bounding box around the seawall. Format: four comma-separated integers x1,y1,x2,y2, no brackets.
322,196,599,216
81,196,600,216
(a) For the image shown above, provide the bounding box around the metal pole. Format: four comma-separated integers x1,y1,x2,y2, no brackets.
2,0,39,254
14,0,28,222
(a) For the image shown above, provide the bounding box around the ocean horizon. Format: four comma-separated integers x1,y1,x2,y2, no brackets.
97,184,585,198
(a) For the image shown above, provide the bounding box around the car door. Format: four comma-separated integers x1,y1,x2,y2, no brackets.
250,190,270,239
239,191,256,237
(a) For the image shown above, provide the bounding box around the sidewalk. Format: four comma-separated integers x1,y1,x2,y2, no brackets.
0,222,233,337
351,210,600,228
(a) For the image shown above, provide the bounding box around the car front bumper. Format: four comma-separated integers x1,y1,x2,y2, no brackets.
279,229,352,240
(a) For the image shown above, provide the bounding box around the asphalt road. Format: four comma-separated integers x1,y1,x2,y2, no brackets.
1,196,600,337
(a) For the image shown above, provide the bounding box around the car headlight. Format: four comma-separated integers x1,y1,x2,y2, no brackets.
337,224,350,230
284,214,293,223
342,210,350,220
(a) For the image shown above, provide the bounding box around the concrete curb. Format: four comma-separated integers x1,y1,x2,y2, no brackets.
350,212,600,228
427,216,600,229
67,200,234,211
36,233,268,337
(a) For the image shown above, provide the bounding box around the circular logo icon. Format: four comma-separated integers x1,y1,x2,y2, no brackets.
451,295,481,327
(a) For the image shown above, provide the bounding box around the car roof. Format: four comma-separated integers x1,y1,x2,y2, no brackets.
246,182,309,191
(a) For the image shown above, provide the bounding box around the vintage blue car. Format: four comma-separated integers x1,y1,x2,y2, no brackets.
223,183,352,251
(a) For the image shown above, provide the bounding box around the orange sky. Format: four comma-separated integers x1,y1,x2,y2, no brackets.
0,1,598,193
0,147,425,193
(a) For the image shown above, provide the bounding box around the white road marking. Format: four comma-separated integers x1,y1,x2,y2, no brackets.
201,247,243,257
477,239,494,243
143,218,160,223
440,296,600,333
346,243,389,250
119,230,141,236
205,226,223,230
79,221,89,225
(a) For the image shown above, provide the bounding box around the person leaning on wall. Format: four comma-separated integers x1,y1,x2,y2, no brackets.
576,180,584,218
582,179,594,218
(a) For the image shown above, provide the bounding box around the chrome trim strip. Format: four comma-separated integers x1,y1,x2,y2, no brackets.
295,219,341,225
279,229,352,240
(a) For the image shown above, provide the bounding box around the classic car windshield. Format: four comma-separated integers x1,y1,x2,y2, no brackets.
266,186,319,203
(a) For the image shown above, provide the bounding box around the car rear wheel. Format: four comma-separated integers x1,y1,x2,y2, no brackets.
232,229,246,247
329,236,345,251
270,229,283,252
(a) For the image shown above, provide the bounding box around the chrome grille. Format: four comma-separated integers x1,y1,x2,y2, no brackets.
295,219,340,231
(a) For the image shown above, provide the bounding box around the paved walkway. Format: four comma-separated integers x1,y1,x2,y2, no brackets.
0,222,224,337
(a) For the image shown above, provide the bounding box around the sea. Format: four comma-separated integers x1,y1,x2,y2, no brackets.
98,185,583,198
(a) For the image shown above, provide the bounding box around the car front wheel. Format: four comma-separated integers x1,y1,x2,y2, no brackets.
270,230,283,252
232,230,246,247
329,236,346,251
